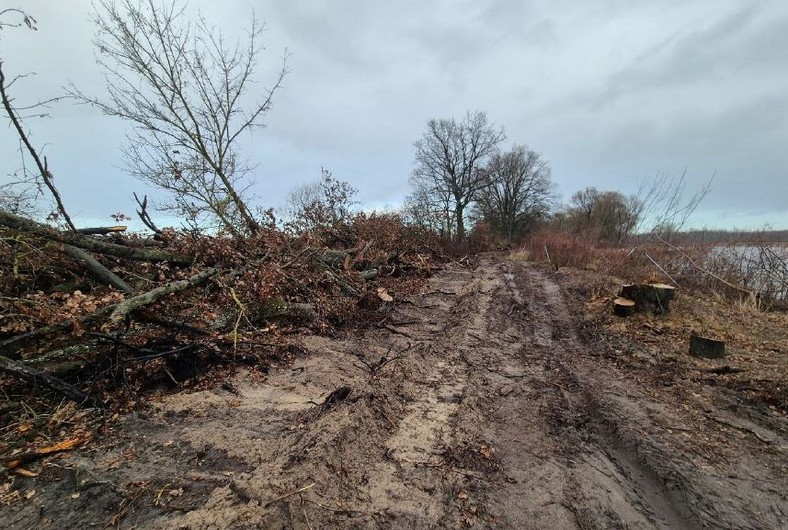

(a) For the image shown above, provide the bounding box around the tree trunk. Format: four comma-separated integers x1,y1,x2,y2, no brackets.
613,297,636,317
689,335,726,359
455,205,465,240
109,267,220,325
213,166,260,235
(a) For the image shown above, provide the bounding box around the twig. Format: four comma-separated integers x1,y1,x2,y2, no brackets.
300,495,314,530
263,482,315,508
643,251,679,286
544,245,558,271
133,192,162,234
0,62,76,231
382,324,413,338
412,460,490,481
609,247,638,274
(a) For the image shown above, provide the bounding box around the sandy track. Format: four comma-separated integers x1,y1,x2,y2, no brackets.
3,254,786,529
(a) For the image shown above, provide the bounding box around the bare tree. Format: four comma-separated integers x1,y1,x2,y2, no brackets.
475,144,553,244
634,171,713,238
411,111,504,240
402,180,453,238
0,8,36,31
284,168,357,233
70,0,287,235
566,187,641,245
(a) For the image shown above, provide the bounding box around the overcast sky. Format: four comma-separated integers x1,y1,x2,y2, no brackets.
1,0,787,230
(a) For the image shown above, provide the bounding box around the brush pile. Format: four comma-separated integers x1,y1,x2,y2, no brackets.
0,210,447,416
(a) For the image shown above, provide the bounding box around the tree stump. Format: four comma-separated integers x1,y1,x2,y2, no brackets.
620,283,676,314
613,297,636,317
689,335,726,359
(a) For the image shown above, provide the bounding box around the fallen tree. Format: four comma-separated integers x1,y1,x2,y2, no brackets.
0,210,191,264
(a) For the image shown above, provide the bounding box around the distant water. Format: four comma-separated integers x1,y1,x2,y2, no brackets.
707,244,788,300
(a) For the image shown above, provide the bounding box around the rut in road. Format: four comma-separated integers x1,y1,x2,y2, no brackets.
368,254,695,529
164,254,698,529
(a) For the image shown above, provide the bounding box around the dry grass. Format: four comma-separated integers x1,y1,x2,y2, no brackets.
523,229,787,310
520,228,787,411
557,265,788,412
523,229,595,270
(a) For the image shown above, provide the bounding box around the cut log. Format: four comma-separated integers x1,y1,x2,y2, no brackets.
620,283,676,314
75,226,127,235
42,359,94,379
64,244,133,294
613,297,636,317
689,335,726,359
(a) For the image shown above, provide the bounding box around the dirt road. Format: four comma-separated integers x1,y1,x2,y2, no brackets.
3,254,787,528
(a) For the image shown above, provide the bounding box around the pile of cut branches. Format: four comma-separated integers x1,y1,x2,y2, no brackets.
0,210,445,421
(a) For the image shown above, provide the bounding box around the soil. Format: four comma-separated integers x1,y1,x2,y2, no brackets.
2,253,787,529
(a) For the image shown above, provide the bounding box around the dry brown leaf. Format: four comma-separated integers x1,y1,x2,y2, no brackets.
377,287,393,302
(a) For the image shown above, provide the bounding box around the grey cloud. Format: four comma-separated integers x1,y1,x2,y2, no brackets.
0,0,786,230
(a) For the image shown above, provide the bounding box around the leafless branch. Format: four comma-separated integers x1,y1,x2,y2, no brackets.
69,0,288,236
0,61,76,231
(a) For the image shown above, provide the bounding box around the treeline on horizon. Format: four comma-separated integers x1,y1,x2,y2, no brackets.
634,229,788,245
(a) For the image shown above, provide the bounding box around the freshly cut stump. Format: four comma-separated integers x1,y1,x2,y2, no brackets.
613,297,636,317
620,283,676,314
